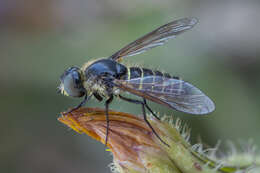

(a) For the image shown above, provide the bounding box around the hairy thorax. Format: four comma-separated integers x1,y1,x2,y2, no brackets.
83,76,120,99
81,58,127,99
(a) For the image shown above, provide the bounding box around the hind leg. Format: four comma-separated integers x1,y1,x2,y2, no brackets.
118,95,169,147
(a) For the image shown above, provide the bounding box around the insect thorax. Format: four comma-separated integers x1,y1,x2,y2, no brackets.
82,58,127,98
82,76,105,96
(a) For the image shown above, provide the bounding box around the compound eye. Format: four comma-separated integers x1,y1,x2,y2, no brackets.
63,72,85,97
72,71,81,86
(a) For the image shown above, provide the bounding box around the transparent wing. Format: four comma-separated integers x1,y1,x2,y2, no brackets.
114,76,215,115
109,18,198,61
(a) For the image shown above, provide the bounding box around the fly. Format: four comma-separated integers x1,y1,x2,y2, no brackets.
58,18,215,146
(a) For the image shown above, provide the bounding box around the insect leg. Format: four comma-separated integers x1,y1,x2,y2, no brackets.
105,95,113,146
93,92,103,102
66,94,92,114
118,95,169,147
143,98,160,120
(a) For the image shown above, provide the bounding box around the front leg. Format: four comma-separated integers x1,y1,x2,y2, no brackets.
66,94,92,114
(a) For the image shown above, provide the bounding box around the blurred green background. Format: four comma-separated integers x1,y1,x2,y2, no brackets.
1,0,260,172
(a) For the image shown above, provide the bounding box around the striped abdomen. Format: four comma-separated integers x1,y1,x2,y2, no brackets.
120,67,179,90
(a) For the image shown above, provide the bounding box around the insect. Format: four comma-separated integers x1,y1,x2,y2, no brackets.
58,18,215,146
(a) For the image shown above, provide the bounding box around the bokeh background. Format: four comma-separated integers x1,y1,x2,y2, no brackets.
1,0,260,172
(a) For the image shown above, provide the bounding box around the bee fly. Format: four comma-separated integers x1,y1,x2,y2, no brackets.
58,18,215,146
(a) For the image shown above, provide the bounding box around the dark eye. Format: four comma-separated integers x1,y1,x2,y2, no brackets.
72,71,81,87
61,67,85,97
